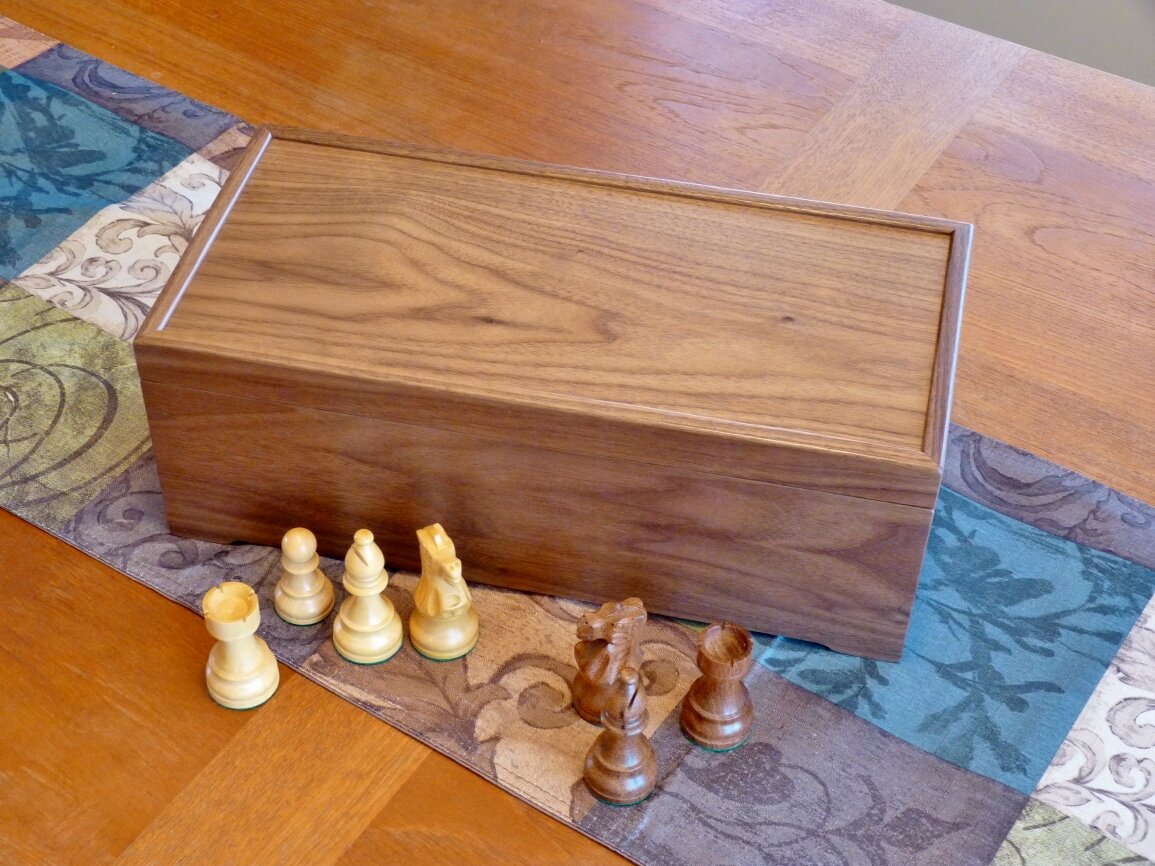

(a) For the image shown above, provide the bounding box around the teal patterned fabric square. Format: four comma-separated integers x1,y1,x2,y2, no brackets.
759,488,1155,794
0,67,190,278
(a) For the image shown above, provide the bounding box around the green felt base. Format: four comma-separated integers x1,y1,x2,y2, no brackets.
335,643,403,666
207,688,277,712
681,725,751,753
414,643,476,663
592,790,655,807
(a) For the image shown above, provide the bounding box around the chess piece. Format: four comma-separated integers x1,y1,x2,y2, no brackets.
680,622,755,751
583,667,658,806
274,527,335,625
202,581,280,709
572,597,647,725
410,523,479,660
332,529,403,664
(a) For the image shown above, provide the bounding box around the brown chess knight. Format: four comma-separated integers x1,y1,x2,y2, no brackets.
571,597,647,724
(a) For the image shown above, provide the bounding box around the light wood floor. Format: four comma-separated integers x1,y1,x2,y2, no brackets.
3,1,1154,863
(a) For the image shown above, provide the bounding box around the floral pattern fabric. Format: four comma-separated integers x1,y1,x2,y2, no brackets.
759,488,1155,795
10,153,227,339
0,67,189,279
1037,593,1155,855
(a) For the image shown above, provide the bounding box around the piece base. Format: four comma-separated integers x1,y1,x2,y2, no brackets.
590,790,655,807
206,676,279,711
411,633,479,662
681,725,752,753
209,691,276,711
335,641,403,666
414,643,476,662
276,609,333,626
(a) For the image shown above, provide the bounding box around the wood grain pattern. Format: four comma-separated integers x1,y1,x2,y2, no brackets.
113,675,426,866
336,748,627,866
146,128,963,464
137,380,931,659
147,126,272,332
5,0,1155,861
0,509,249,866
902,50,1155,508
763,15,1027,209
133,128,965,659
132,341,945,507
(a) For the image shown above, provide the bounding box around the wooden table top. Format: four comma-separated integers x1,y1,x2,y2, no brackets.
3,1,1153,863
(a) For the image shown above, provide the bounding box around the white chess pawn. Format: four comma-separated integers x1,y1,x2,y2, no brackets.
410,524,479,661
332,529,403,664
274,527,335,625
202,581,280,709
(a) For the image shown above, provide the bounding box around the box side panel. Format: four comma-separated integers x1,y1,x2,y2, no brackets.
140,381,933,659
133,346,943,509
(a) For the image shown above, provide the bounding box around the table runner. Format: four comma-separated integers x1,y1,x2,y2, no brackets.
3,19,1154,865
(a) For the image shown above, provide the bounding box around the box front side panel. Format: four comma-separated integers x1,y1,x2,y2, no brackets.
140,380,933,659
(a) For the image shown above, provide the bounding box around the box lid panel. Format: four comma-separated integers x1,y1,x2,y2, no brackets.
139,128,967,503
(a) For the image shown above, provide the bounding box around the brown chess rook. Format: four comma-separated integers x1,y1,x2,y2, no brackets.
680,622,755,751
582,668,658,807
572,598,647,725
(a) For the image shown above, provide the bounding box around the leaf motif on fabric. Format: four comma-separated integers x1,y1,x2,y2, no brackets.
517,681,578,729
1106,754,1155,799
877,808,969,854
680,741,795,806
1107,697,1155,750
1037,781,1097,808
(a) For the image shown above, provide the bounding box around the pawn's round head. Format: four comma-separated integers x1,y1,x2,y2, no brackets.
281,527,318,564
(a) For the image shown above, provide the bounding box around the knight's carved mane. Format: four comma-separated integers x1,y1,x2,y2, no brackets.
577,598,647,648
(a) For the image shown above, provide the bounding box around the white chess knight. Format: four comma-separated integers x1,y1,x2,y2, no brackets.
332,529,403,664
410,524,479,660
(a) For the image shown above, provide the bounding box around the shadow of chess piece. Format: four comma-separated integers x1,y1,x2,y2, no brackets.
679,622,754,751
333,529,403,664
274,526,335,625
583,667,658,806
572,597,647,725
410,523,479,661
202,581,280,709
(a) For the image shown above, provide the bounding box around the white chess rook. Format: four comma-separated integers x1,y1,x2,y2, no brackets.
202,581,280,710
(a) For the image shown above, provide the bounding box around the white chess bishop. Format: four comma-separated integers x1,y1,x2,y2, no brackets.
332,529,403,664
410,523,479,661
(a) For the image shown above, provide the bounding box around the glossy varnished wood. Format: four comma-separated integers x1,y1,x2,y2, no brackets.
9,0,1151,508
146,129,963,468
134,379,933,656
0,512,623,866
5,0,1155,862
132,127,965,657
0,508,249,866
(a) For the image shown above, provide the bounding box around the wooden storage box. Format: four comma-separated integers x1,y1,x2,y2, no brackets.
135,127,968,660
